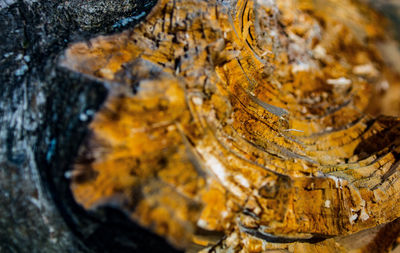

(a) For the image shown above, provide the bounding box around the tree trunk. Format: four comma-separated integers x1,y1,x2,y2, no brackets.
1,0,400,252
0,1,180,252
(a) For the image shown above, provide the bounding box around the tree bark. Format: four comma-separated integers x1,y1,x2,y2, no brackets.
0,1,180,252
1,0,400,252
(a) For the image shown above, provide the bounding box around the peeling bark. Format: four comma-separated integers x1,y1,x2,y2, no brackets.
1,0,400,252
61,0,400,252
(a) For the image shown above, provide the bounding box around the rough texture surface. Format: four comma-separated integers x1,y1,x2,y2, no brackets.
0,0,180,252
62,0,400,252
1,0,400,253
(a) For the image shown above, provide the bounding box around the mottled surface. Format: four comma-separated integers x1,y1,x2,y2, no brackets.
1,0,400,252
0,0,180,252
63,0,400,252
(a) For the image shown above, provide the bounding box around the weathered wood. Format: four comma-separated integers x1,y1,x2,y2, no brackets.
61,0,400,252
2,0,400,252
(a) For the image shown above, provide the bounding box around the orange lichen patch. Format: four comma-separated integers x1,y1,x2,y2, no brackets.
63,0,400,252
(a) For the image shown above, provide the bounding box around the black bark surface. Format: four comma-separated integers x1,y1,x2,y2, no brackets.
0,0,180,252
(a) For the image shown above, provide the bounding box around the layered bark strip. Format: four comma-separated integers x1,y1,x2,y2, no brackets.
61,0,400,252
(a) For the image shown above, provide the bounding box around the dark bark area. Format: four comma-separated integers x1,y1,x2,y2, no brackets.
0,0,180,252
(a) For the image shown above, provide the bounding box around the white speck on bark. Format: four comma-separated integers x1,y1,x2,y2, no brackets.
349,213,358,224
327,77,352,86
324,200,331,208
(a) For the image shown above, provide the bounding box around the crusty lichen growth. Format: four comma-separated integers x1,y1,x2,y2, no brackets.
62,0,400,252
